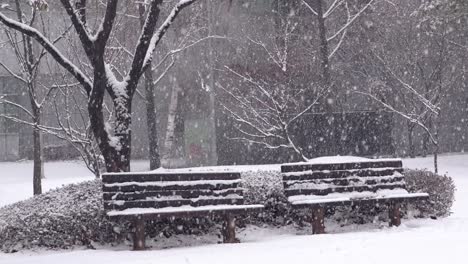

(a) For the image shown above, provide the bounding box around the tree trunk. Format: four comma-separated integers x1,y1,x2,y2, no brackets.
113,97,132,172
314,0,337,155
162,80,180,167
139,3,161,170
207,0,218,166
422,131,428,158
32,114,43,195
315,0,332,109
144,70,161,170
408,122,415,158
88,78,131,173
433,118,440,174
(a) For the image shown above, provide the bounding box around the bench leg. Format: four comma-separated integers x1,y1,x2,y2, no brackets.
389,203,401,227
222,214,240,243
133,218,146,250
311,207,326,234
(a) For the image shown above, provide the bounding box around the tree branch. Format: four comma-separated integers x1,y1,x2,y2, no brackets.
0,11,93,94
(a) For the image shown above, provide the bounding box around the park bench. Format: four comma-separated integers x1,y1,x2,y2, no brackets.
281,158,429,234
102,171,263,250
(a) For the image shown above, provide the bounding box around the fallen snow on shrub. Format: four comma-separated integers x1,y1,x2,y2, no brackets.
0,180,117,252
0,181,222,252
405,169,456,217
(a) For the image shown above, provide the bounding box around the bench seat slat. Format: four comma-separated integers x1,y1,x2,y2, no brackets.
290,192,429,208
284,183,407,197
103,188,243,201
104,197,245,210
102,172,240,183
106,204,264,220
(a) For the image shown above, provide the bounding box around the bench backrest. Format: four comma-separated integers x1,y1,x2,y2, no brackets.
281,159,405,198
102,171,244,212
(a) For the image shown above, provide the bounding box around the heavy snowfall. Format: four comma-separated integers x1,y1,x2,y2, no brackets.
0,0,467,263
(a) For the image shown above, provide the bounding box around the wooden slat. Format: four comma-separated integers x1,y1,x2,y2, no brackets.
284,183,406,197
291,195,428,209
281,160,402,173
103,188,243,201
102,172,240,184
107,206,263,221
103,181,240,192
104,198,245,210
283,176,405,189
282,168,403,180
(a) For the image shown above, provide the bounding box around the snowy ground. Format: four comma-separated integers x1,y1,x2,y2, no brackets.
0,153,467,264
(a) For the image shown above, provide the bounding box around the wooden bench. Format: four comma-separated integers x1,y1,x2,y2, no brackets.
102,171,263,250
281,158,429,234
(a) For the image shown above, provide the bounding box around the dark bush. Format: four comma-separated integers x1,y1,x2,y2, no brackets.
0,180,216,253
404,169,456,218
0,180,115,252
241,170,299,226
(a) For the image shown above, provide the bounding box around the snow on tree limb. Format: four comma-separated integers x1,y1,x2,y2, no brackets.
0,11,93,93
93,0,119,53
141,0,198,72
59,0,94,60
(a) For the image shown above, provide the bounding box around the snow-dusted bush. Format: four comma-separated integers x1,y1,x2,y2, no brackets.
0,180,118,252
0,180,214,253
241,170,299,226
405,169,456,217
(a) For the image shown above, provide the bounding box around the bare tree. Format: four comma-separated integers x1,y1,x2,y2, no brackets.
0,0,198,172
301,0,377,109
0,0,61,195
219,65,327,161
356,17,458,173
48,68,105,177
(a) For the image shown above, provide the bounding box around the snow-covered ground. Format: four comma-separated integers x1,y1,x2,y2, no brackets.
0,153,467,264
0,161,93,207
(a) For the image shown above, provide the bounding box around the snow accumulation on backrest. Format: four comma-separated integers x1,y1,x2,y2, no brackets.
103,170,243,176
104,179,242,187
284,174,405,190
282,156,402,166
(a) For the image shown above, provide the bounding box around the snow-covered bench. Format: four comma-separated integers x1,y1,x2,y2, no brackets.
281,158,429,234
102,171,263,250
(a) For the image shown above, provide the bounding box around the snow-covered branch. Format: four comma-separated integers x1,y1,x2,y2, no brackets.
141,0,198,72
0,11,93,93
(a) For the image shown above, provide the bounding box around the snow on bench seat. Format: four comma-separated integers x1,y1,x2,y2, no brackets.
289,189,429,206
107,204,264,218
